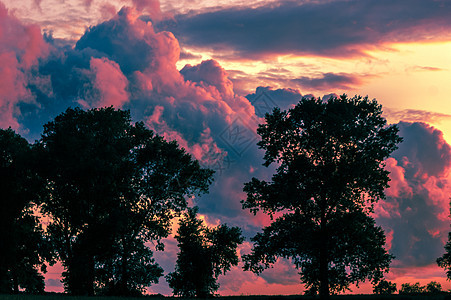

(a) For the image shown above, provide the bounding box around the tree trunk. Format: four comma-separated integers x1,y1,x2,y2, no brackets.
12,271,19,294
119,239,129,296
319,222,330,300
68,251,95,296
0,262,10,293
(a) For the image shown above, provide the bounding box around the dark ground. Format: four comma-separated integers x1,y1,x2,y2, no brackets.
0,294,450,300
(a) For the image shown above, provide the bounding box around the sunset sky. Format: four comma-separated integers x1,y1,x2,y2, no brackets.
1,0,451,295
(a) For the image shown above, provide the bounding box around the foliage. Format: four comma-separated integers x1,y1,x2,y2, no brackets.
425,281,443,294
373,279,397,295
167,207,244,297
399,282,425,295
94,238,163,296
37,107,213,295
398,281,443,295
0,128,53,294
241,95,402,299
437,200,451,280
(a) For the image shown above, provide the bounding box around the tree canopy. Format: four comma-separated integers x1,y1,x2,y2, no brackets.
437,200,451,280
37,107,213,295
242,95,402,299
0,128,52,294
167,207,244,297
373,279,397,295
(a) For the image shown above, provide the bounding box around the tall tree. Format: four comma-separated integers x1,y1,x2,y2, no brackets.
241,95,401,299
167,207,244,298
37,107,213,295
437,200,451,280
0,128,52,294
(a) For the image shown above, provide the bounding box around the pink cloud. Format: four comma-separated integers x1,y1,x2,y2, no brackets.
0,53,29,129
99,3,117,20
385,229,394,251
374,122,451,275
422,176,451,221
83,57,129,108
385,157,413,198
0,2,48,129
181,60,235,100
131,0,172,21
83,0,94,10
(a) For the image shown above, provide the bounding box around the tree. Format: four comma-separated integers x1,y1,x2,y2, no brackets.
399,282,425,295
0,128,53,294
437,200,451,280
425,281,442,294
167,207,244,297
373,279,397,295
37,107,213,295
241,95,402,299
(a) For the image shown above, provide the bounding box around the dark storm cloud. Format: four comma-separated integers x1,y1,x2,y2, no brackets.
168,0,451,58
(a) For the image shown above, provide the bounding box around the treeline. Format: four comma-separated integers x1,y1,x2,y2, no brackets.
373,280,447,295
1,96,450,299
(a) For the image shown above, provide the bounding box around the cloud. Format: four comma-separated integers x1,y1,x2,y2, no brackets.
45,278,62,287
78,57,129,108
0,2,48,130
229,68,368,96
408,66,445,72
181,59,235,100
384,157,413,199
374,122,451,272
179,48,202,60
8,3,262,223
395,122,451,177
384,108,451,125
168,0,451,59
245,86,302,117
83,0,94,10
290,72,364,91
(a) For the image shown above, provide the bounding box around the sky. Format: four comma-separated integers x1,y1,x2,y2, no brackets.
1,0,451,295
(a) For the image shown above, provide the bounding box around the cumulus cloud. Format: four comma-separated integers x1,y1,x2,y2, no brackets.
245,86,302,117
375,122,451,271
0,2,48,130
169,0,451,59
78,57,129,108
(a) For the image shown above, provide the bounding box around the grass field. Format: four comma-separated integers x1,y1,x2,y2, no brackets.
0,294,450,300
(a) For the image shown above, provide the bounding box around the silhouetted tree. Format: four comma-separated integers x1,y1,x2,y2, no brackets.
399,282,425,295
373,279,397,295
242,95,401,299
167,207,244,297
425,281,442,294
37,107,213,295
0,128,53,294
437,200,451,280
